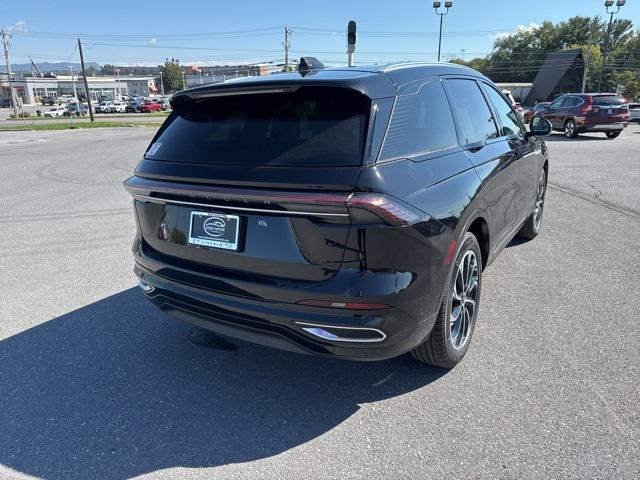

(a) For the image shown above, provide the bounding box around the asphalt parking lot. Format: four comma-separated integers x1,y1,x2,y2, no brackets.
1,125,639,479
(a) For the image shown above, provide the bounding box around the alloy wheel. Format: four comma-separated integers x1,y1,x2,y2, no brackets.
450,250,479,351
533,172,546,230
564,120,575,137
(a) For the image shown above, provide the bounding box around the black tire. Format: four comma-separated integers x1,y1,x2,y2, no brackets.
517,169,547,240
564,119,579,138
606,131,621,139
411,232,482,368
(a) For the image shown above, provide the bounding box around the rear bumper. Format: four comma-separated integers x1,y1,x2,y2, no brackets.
133,258,438,361
578,122,627,132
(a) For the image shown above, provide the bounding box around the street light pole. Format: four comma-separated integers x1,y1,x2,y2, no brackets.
70,65,78,100
433,1,453,62
159,71,165,96
597,0,626,92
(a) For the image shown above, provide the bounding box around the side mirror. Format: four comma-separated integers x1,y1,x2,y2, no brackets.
528,117,552,137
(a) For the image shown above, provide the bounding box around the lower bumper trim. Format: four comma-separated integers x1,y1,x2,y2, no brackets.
296,322,387,343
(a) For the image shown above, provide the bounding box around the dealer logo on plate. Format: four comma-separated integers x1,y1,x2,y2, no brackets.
203,217,226,237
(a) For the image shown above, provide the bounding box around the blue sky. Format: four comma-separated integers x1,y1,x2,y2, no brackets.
2,0,639,66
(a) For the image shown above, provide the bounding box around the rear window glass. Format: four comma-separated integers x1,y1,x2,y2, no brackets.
592,95,625,106
147,87,370,166
628,104,640,110
380,80,457,161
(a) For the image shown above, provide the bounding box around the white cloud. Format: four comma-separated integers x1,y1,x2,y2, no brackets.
149,37,157,45
492,22,539,40
4,20,27,33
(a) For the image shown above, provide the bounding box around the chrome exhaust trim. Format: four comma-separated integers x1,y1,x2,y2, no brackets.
296,322,386,343
138,280,155,293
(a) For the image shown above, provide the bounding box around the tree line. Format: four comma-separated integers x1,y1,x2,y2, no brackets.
449,16,640,101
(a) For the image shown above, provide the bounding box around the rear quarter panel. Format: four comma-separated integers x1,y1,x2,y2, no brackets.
351,150,485,320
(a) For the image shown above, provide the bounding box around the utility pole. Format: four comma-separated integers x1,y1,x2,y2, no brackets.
1,30,19,119
581,28,593,93
78,38,94,121
283,27,292,71
159,70,165,95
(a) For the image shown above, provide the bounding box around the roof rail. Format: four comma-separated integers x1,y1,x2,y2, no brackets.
381,61,478,74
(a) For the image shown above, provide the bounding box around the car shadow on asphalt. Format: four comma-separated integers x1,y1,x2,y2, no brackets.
505,237,530,249
543,133,610,142
0,288,446,480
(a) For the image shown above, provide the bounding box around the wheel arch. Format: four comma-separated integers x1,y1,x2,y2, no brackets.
467,216,490,270
456,209,491,271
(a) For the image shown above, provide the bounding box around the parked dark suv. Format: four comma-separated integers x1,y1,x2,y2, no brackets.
125,62,551,368
536,93,629,138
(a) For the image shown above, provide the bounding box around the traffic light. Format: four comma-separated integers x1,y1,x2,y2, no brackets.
347,21,356,46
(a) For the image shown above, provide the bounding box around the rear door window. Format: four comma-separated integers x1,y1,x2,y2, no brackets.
146,87,370,167
380,80,457,161
444,79,498,145
564,96,582,107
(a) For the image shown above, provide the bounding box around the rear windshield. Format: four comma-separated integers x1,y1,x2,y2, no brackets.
592,95,625,106
628,103,640,110
147,87,370,166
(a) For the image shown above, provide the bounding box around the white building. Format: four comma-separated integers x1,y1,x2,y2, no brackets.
120,77,159,97
1,74,158,105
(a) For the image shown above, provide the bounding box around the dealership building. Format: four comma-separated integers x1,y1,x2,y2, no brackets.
0,74,159,105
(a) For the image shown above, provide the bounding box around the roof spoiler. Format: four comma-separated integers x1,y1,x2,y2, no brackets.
298,57,325,75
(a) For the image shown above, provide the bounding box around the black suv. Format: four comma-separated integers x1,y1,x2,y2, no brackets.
125,62,551,368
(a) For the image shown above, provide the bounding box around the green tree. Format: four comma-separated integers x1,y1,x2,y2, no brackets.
568,43,602,92
458,15,639,94
161,58,184,92
611,70,640,101
101,64,116,75
447,57,467,66
485,17,603,83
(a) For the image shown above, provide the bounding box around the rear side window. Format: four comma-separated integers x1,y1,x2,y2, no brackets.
380,80,457,160
564,96,583,107
592,95,625,106
445,79,498,145
482,84,522,136
147,87,370,166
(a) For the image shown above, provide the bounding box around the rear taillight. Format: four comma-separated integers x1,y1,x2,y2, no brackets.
347,193,426,226
580,96,593,114
124,177,426,226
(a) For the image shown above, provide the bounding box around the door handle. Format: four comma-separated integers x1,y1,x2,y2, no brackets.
466,141,485,153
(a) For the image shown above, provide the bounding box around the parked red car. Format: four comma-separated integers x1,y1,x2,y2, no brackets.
523,102,550,123
535,93,629,139
140,101,162,113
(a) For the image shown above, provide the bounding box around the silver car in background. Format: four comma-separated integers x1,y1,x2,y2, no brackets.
629,103,640,123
